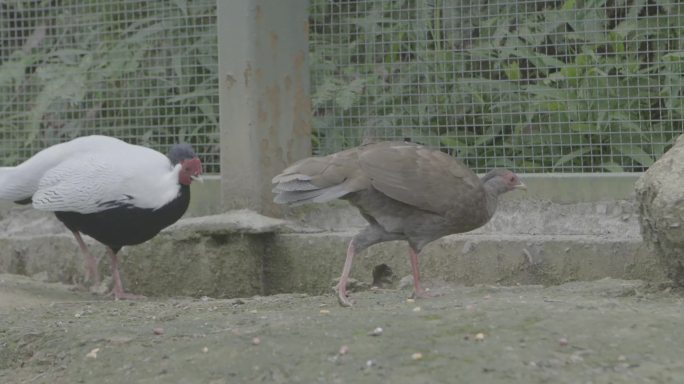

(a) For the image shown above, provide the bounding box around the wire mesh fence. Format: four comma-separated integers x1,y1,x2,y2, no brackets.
0,0,219,172
309,0,684,173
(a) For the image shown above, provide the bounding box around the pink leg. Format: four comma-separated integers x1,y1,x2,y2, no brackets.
72,231,100,286
107,247,145,300
335,239,356,307
409,246,431,299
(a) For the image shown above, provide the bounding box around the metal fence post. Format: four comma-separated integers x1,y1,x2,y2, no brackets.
218,0,311,215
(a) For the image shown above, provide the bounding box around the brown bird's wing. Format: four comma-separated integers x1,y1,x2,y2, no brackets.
272,147,369,205
357,142,482,215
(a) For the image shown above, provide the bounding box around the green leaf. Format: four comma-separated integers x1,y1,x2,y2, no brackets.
553,147,593,170
613,145,654,167
503,61,521,81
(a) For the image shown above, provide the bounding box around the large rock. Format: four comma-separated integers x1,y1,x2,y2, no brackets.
635,134,684,286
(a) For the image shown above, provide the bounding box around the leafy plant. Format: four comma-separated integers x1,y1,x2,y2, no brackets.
0,0,219,172
309,0,683,172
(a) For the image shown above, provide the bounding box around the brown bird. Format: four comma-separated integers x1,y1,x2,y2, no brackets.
272,141,525,306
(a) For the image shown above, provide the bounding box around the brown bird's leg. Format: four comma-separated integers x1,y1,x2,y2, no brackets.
408,246,431,299
107,247,145,300
72,231,100,286
336,239,356,307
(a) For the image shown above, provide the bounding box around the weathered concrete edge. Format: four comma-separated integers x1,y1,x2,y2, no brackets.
0,230,663,298
264,232,663,296
513,173,640,203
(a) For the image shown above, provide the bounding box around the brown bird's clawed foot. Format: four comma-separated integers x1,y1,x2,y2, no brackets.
335,283,354,307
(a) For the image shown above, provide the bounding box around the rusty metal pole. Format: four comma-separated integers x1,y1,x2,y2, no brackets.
218,0,311,215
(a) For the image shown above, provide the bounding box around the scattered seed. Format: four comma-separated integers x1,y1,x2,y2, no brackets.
320,309,330,315
202,346,209,353
406,298,415,303
338,345,349,355
153,327,165,336
369,327,383,336
85,348,100,359
475,332,485,341
617,355,626,362
252,337,261,345
558,337,568,347
411,352,423,360
412,306,422,312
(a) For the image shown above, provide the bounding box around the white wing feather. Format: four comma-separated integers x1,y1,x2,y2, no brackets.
10,137,181,214
0,136,132,202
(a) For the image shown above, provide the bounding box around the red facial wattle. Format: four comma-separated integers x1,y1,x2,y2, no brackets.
179,157,203,185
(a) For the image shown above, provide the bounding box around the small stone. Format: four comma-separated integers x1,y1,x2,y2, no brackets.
319,309,330,315
558,337,568,347
475,333,485,341
368,327,383,336
338,345,349,355
153,327,165,336
366,360,375,367
462,241,474,254
618,355,627,362
202,346,209,353
252,337,261,345
411,352,423,360
85,348,100,359
412,306,422,312
596,204,607,215
398,275,413,290
406,298,415,303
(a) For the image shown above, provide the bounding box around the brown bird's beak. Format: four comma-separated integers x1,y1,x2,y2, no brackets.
514,182,527,191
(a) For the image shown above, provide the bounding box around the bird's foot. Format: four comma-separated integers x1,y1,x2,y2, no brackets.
337,292,354,307
410,288,434,300
335,284,354,307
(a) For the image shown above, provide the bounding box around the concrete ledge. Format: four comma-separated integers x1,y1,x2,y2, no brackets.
265,232,663,296
0,174,662,298
0,231,663,298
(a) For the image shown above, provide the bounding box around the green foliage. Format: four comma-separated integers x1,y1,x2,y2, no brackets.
309,0,684,172
0,0,219,172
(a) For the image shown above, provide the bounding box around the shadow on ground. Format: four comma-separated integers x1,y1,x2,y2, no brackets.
1,273,683,383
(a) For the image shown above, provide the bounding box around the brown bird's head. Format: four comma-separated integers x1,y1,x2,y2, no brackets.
481,169,526,195
168,144,203,186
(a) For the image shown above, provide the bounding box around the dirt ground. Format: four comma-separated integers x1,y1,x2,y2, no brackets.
1,273,683,384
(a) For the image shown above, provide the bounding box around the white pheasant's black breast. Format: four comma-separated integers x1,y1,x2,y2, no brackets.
55,185,190,252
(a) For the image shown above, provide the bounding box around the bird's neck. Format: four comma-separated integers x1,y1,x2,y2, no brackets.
482,182,504,220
